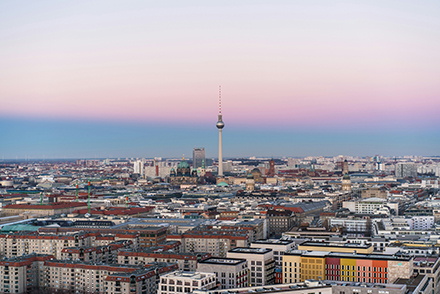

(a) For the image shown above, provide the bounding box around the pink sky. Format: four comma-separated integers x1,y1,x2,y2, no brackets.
1,1,439,129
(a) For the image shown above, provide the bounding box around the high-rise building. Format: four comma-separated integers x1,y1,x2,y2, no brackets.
395,163,417,178
216,86,225,177
193,147,205,169
133,160,144,176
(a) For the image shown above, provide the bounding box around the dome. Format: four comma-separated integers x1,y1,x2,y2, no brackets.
177,160,190,169
343,174,350,180
217,181,229,187
251,168,261,174
247,173,254,179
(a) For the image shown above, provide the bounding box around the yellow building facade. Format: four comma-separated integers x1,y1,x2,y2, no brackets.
340,258,357,282
300,256,325,282
282,254,301,283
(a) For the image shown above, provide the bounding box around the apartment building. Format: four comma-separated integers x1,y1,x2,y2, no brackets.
167,228,249,257
266,210,295,238
355,198,387,214
0,231,91,259
282,251,413,284
251,239,295,267
61,240,133,263
329,218,372,235
197,258,249,289
118,249,211,271
94,233,140,249
227,247,275,287
105,270,156,294
0,253,52,294
39,226,167,248
158,271,217,294
43,260,156,294
410,216,434,230
208,220,266,242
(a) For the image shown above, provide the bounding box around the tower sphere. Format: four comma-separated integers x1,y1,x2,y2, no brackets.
216,114,224,129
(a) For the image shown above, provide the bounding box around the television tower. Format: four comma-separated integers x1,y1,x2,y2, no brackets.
216,86,225,177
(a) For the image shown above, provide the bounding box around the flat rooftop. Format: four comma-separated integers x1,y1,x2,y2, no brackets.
413,257,438,268
193,282,330,294
229,247,272,254
199,258,247,265
299,241,372,249
285,250,412,261
162,271,215,280
252,239,294,245
325,280,406,290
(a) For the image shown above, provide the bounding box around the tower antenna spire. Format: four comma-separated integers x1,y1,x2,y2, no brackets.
219,85,221,115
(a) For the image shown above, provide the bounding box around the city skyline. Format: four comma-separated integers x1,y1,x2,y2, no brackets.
1,1,439,158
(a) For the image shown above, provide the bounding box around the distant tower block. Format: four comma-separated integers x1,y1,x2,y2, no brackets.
193,147,205,169
216,86,225,177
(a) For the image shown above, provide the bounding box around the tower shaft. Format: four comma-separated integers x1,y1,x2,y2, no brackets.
218,129,223,177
